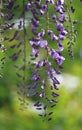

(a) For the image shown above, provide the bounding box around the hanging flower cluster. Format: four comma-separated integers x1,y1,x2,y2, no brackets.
1,0,80,121
0,0,6,78
25,0,67,121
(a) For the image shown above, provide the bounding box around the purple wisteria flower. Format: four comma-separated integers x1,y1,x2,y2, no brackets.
38,29,45,37
47,30,58,41
55,0,65,14
57,41,64,51
51,14,56,20
30,37,48,48
49,49,65,66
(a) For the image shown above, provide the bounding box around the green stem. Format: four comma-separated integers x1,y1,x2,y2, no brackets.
46,4,49,61
65,2,75,42
22,0,26,106
43,3,50,120
23,0,26,81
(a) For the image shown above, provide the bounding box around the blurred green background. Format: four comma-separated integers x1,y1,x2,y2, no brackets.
0,1,82,130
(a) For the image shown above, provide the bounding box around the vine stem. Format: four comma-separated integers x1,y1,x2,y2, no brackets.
23,0,26,81
46,4,49,61
43,3,49,120
65,1,74,59
22,0,27,105
0,0,2,29
66,5,73,39
0,0,4,45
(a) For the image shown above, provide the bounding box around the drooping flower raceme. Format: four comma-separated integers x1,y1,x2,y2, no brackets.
25,0,66,120
1,0,79,121
0,0,6,78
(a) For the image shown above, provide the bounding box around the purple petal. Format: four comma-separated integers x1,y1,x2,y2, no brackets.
52,92,59,97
